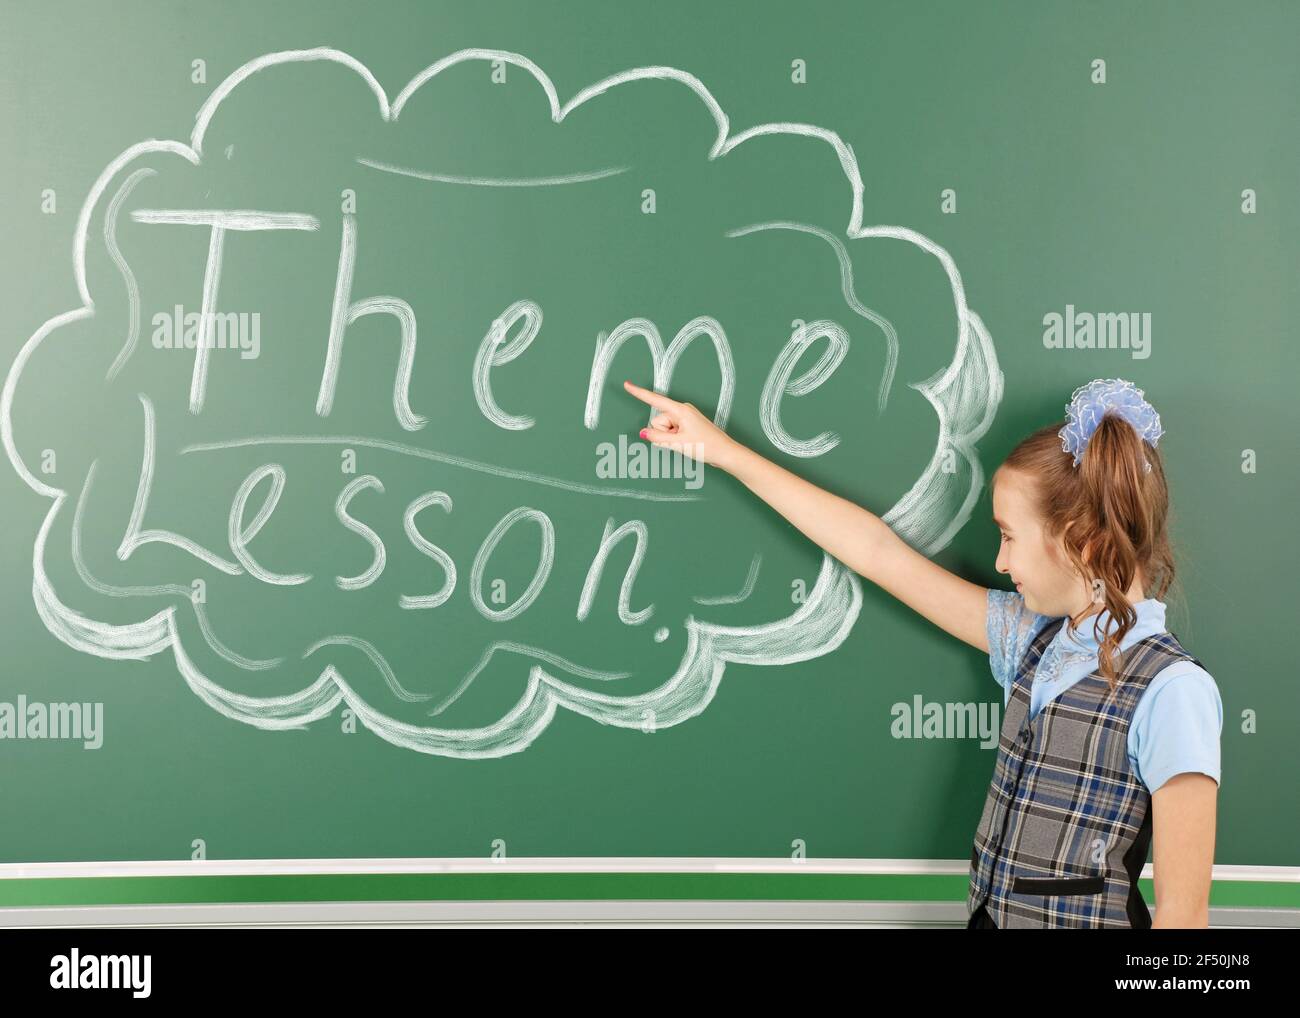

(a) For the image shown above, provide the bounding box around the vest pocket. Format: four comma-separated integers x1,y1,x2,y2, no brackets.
1011,874,1105,896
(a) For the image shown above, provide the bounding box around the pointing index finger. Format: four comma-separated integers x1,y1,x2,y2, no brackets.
622,379,680,413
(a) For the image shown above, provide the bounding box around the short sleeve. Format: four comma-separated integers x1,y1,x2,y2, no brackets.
1130,663,1223,794
986,589,1054,700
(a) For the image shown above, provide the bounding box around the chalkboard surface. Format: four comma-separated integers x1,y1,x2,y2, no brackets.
0,0,1295,882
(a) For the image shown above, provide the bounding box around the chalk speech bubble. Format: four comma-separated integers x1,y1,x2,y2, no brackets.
3,48,1003,758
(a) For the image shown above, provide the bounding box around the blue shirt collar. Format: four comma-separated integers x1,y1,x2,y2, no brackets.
1056,597,1167,655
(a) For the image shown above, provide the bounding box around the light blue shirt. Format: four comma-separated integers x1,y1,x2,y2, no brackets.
986,589,1222,794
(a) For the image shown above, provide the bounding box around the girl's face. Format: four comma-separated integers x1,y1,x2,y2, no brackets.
992,468,1089,617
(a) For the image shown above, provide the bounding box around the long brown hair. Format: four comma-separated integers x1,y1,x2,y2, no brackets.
996,412,1176,691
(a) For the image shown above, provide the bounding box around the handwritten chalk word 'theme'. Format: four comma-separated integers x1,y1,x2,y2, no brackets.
129,208,854,454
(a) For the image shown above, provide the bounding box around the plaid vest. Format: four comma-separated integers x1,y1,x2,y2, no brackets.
967,615,1202,928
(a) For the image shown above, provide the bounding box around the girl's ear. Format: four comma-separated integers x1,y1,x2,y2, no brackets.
1053,520,1082,566
1067,522,1095,568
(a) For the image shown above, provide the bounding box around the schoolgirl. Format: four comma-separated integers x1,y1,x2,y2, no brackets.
626,376,1221,929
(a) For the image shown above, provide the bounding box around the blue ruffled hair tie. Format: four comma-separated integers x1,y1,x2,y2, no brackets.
1058,378,1163,471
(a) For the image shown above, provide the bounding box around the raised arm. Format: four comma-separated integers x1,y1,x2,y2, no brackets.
624,381,990,653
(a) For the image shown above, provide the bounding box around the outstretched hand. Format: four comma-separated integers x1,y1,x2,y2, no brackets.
622,380,742,472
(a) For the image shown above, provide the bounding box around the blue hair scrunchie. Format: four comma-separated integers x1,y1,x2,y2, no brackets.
1058,378,1163,471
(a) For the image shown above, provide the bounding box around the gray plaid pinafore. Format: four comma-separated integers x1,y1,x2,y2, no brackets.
967,615,1203,928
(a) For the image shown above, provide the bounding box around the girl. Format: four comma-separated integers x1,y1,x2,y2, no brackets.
624,376,1221,929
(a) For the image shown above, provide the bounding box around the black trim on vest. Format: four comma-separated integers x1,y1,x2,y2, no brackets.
1010,874,1105,895
1123,801,1155,929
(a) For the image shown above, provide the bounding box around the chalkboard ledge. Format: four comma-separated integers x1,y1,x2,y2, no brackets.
0,859,1295,927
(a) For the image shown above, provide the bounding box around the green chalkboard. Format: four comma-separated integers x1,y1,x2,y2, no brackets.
0,0,1295,892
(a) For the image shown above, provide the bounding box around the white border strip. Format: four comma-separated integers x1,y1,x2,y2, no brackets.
0,858,1295,881
2,901,1296,929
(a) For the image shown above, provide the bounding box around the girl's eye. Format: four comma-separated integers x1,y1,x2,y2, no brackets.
1000,534,1010,543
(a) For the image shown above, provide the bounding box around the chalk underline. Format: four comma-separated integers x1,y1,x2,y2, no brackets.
179,434,704,503
355,156,630,188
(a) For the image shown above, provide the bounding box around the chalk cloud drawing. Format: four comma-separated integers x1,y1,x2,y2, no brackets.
3,48,1003,758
